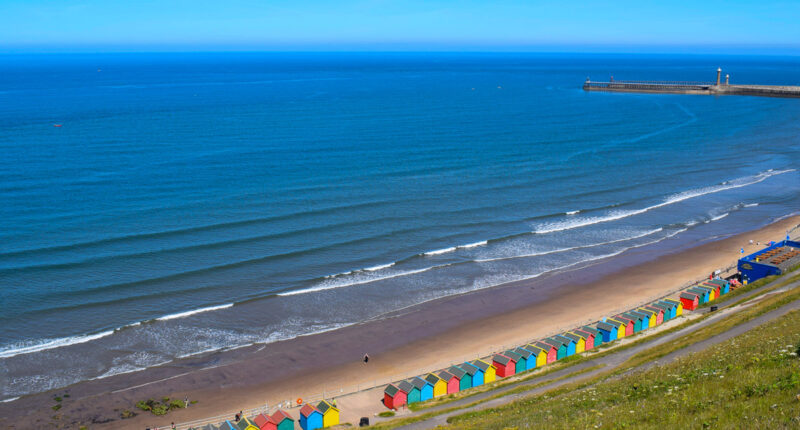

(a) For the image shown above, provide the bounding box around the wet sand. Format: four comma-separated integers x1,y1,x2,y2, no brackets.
2,215,798,429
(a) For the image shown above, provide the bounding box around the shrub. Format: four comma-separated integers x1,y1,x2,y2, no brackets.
379,411,395,417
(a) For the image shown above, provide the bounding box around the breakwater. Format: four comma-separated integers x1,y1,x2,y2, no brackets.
583,69,800,98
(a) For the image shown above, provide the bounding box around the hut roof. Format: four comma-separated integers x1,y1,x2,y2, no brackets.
663,298,680,305
317,400,338,414
561,332,581,343
470,360,490,371
545,337,566,348
650,302,670,311
493,354,511,365
534,341,555,351
644,305,663,314
525,344,546,355
220,422,237,430
607,318,626,328
200,424,220,430
236,417,257,430
503,350,523,362
438,370,455,381
460,363,478,376
554,334,575,345
688,286,711,294
447,366,466,379
271,410,293,423
425,373,444,385
410,377,428,389
623,312,644,321
397,380,415,393
706,279,727,286
680,292,699,300
253,413,274,428
514,347,533,358
385,384,400,396
568,331,587,340
580,326,600,336
596,322,616,332
300,404,319,417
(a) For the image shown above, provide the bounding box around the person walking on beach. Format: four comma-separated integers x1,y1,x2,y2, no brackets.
363,353,369,364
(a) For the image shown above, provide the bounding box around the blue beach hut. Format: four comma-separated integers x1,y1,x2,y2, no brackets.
514,348,536,371
411,376,433,401
462,362,485,386
448,366,472,390
300,404,323,430
596,322,617,343
458,363,479,388
658,301,677,319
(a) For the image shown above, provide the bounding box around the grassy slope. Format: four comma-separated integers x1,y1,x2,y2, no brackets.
447,307,800,429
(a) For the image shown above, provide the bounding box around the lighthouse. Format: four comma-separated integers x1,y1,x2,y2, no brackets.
716,68,722,86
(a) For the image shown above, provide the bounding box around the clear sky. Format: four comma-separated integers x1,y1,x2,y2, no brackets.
2,0,800,53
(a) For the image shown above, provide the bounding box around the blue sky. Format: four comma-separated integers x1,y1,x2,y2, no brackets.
2,0,800,53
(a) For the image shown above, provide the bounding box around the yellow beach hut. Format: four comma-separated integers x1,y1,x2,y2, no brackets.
637,308,657,328
562,332,585,354
424,373,447,397
664,298,683,316
316,400,339,428
607,318,627,339
524,344,548,368
471,359,497,383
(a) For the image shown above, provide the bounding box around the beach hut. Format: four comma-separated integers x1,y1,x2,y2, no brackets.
471,359,496,383
384,383,406,409
398,380,420,404
533,341,558,363
455,364,476,389
270,410,294,430
220,421,238,430
654,301,675,320
524,344,549,367
561,332,585,354
663,298,683,316
254,413,277,430
462,362,484,386
425,373,448,397
688,287,710,304
438,370,460,394
542,338,567,360
702,281,723,298
679,292,700,311
581,326,603,346
596,322,617,343
299,404,323,430
317,400,339,428
707,278,730,295
514,347,536,371
503,350,526,374
411,376,434,401
650,302,672,322
606,319,626,339
554,335,576,356
644,306,664,325
572,329,595,350
235,417,259,430
492,354,516,378
635,308,657,328
448,365,471,391
619,313,643,333
608,318,631,337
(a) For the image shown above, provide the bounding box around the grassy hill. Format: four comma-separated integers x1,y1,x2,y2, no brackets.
445,306,800,429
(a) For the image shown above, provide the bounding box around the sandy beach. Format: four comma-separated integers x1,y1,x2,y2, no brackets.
2,215,798,429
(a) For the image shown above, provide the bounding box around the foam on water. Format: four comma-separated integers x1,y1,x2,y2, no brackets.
155,303,234,321
0,330,116,359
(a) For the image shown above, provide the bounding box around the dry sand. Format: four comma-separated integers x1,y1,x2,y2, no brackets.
1,215,798,429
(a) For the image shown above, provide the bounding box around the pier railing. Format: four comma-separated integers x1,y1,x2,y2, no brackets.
584,79,714,91
159,223,800,430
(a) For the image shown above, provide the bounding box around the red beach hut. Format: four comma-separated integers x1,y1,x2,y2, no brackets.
492,354,516,378
644,306,664,325
679,292,700,311
612,316,635,337
254,413,277,430
383,383,406,409
438,370,460,394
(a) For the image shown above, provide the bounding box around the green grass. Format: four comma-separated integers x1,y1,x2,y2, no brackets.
378,411,396,417
447,306,800,429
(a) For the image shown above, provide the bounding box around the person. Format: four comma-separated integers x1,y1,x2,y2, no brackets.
184,398,189,408
171,423,176,430
363,353,369,364
235,413,240,422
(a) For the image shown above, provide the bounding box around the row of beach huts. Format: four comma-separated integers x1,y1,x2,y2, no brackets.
184,278,734,429
382,278,732,410
188,399,339,430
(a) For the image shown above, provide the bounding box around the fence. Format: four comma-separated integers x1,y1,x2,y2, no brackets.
160,223,800,429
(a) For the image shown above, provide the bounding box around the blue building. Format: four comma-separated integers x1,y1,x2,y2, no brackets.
410,376,433,401
739,240,800,282
300,404,323,430
462,362,485,386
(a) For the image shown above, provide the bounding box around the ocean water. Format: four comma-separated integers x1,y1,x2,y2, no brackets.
1,52,799,399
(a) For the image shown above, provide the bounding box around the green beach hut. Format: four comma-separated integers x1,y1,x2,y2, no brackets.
503,350,525,374
398,380,420,404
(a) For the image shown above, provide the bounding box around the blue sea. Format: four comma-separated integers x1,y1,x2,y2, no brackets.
1,52,799,400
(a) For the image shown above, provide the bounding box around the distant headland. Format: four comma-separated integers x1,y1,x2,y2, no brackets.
584,68,800,98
